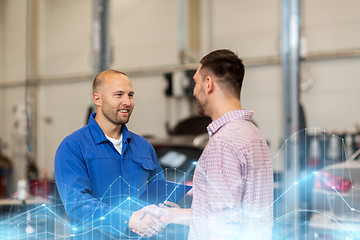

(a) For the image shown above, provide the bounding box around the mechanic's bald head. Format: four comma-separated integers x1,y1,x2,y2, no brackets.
93,70,127,95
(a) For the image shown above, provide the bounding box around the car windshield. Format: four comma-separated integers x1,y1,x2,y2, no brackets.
155,145,202,170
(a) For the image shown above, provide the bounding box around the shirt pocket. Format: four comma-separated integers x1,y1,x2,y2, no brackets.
131,157,157,171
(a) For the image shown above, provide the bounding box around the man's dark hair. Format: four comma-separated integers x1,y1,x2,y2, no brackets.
200,49,245,98
93,69,127,94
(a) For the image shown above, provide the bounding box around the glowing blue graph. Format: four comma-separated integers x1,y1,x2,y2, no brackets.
0,128,359,239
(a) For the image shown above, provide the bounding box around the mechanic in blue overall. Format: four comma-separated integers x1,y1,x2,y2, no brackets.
55,70,165,239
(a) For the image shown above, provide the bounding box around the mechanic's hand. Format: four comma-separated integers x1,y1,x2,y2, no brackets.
137,204,164,219
138,201,180,223
129,205,165,237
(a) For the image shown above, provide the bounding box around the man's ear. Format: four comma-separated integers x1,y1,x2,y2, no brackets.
205,76,214,95
93,93,101,107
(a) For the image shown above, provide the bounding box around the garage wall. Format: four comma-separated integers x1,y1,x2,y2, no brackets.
111,0,179,69
0,0,360,178
303,0,360,52
212,0,281,58
301,58,360,130
0,0,29,186
1,0,27,82
302,0,360,131
38,0,92,75
0,0,27,141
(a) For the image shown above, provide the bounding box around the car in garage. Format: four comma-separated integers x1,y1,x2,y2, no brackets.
148,134,208,208
146,134,207,240
310,148,360,239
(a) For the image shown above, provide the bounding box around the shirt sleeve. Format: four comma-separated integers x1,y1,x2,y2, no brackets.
54,139,132,238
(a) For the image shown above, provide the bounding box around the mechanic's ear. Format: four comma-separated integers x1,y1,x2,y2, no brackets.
93,93,102,107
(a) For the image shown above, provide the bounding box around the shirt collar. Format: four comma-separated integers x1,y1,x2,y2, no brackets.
206,110,254,137
88,113,132,144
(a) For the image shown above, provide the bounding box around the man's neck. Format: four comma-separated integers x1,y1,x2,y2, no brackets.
95,113,122,139
210,98,242,121
104,128,122,139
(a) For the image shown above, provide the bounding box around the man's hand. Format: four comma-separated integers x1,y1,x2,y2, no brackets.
128,205,165,237
129,202,191,237
137,201,179,223
137,201,190,226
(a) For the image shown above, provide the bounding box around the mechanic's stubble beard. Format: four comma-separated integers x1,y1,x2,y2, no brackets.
101,101,133,126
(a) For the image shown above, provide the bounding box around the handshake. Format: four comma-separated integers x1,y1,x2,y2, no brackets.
128,201,189,238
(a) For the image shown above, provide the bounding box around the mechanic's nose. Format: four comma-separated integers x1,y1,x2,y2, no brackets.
122,95,131,106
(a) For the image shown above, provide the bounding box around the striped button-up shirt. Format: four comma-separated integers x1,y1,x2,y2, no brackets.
188,110,273,240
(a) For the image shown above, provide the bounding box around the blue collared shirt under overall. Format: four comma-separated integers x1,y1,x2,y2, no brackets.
54,113,164,239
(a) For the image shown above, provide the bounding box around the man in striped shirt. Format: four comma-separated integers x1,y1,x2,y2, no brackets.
187,49,274,239
142,49,274,239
